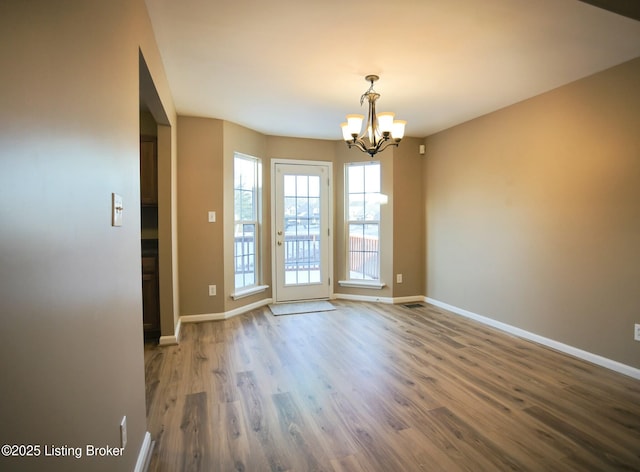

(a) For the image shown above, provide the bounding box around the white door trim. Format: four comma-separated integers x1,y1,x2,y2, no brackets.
271,159,333,303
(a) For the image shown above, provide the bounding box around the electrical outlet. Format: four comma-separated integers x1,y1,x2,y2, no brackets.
120,416,127,449
396,274,403,284
634,324,640,341
208,285,217,296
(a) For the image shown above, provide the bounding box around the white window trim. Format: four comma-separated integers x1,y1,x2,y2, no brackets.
337,279,386,289
230,284,269,300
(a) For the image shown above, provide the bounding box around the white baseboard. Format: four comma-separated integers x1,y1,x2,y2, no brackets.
180,298,273,324
179,294,419,325
334,293,424,305
180,312,226,323
334,293,394,303
393,295,427,304
158,318,181,346
425,297,640,380
134,431,152,472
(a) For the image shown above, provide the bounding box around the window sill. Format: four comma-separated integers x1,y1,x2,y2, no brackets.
230,285,269,300
338,280,386,290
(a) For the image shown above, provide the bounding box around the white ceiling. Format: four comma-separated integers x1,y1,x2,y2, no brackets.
145,0,640,140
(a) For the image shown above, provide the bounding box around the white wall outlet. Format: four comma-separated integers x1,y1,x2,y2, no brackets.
209,285,217,296
208,211,216,223
120,416,127,449
112,193,123,227
634,324,640,341
396,274,403,284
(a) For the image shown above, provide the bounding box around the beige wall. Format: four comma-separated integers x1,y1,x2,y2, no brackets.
177,119,421,314
177,117,225,315
177,118,273,316
425,57,640,368
0,1,177,471
393,137,426,297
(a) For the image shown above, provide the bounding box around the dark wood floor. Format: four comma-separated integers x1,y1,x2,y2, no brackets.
144,300,640,471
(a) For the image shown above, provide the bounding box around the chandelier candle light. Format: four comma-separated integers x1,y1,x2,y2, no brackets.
341,75,406,157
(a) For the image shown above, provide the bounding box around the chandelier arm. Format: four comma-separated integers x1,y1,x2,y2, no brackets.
348,136,398,158
347,139,370,154
374,139,399,154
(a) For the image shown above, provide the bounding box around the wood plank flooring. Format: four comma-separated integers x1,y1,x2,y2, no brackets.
144,300,640,471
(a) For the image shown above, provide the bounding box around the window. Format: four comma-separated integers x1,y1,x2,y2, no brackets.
234,153,261,290
345,161,381,282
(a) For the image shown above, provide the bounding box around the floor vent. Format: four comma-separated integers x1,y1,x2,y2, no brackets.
403,303,424,309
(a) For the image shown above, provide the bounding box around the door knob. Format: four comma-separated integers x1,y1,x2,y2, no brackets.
277,230,283,235
277,241,282,246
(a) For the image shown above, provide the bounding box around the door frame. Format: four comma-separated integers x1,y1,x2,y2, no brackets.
270,159,334,303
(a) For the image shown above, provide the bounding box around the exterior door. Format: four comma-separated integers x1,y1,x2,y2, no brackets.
273,162,331,302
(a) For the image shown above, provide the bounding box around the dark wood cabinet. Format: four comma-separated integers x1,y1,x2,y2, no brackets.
140,136,158,206
142,255,160,339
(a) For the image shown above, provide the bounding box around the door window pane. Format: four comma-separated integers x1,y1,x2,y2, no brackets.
284,174,321,286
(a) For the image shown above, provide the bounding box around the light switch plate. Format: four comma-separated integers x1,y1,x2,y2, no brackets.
112,193,123,227
208,211,216,223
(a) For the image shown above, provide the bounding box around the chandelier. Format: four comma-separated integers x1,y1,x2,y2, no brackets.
341,75,406,157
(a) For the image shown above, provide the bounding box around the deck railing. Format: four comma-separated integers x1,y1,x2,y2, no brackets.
234,234,380,280
348,235,379,280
